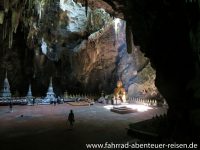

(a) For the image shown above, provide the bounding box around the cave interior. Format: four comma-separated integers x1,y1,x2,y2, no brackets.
0,0,200,146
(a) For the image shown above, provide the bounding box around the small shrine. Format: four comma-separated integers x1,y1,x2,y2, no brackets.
0,71,11,98
113,80,126,104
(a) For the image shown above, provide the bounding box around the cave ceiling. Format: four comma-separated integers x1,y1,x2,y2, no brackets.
76,0,125,18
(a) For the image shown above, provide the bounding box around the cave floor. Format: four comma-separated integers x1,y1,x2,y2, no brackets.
0,103,167,150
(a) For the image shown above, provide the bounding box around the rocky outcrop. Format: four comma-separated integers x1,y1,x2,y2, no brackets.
128,63,158,99
69,18,158,96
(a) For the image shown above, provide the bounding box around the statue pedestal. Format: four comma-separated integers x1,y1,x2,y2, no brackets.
111,106,137,114
112,99,122,105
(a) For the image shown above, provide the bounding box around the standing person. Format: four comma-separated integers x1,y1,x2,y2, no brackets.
68,110,75,129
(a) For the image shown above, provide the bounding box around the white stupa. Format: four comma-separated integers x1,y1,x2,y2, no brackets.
42,77,56,104
0,71,11,98
27,84,32,98
26,84,33,105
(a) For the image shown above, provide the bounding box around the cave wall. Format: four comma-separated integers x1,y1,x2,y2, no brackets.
121,0,200,142
69,19,157,96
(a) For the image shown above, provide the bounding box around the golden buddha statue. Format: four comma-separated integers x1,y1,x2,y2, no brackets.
114,80,126,103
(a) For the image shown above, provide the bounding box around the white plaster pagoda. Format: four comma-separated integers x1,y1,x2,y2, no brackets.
42,77,56,104
0,71,11,99
26,84,33,105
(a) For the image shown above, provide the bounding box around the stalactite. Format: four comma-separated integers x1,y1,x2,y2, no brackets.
28,0,32,10
89,11,94,26
3,20,7,40
8,29,13,49
85,0,88,17
24,0,28,6
126,21,134,54
114,19,120,46
37,2,42,19
0,11,4,24
12,9,21,33
4,0,9,13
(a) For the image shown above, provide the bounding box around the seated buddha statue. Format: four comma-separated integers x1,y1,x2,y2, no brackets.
113,80,126,103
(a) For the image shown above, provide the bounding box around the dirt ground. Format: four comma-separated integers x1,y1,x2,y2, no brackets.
0,103,167,150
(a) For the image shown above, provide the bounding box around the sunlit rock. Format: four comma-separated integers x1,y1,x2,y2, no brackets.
60,0,90,33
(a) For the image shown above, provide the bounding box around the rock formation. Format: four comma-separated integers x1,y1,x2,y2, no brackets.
0,0,158,99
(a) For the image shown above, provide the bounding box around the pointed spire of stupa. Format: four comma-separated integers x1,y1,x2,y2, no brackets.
50,76,53,87
5,70,7,78
27,84,32,98
47,77,54,93
4,70,10,90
